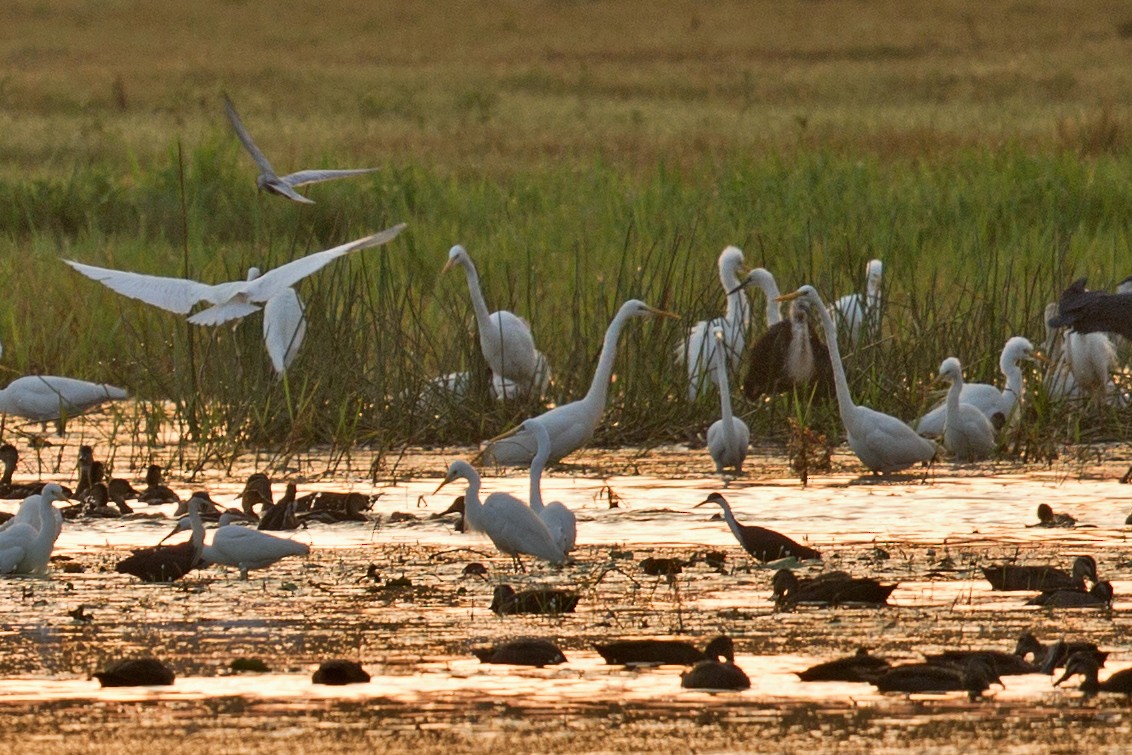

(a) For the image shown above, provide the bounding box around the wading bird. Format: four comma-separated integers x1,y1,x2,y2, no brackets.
779,285,937,474
0,376,128,433
706,327,750,475
915,337,1037,436
832,259,883,347
1050,277,1132,342
1043,302,1119,404
442,245,550,401
63,224,405,327
741,296,834,403
115,494,207,582
201,512,310,579
937,357,997,462
680,636,750,690
524,417,577,555
223,94,378,204
679,247,752,400
258,274,306,376
730,267,785,329
695,492,821,562
476,299,677,466
434,461,565,569
0,484,68,575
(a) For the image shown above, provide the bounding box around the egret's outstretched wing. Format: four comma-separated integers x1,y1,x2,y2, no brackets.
247,223,407,300
281,168,378,188
223,94,277,179
62,260,218,315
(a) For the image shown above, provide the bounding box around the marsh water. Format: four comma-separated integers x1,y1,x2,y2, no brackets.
3,426,1132,753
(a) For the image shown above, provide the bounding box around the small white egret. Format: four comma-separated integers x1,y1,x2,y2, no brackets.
679,246,751,400
476,299,677,466
831,259,883,347
63,224,405,327
0,483,68,575
201,512,310,579
442,245,549,400
915,337,1036,436
706,328,750,475
259,274,307,376
741,297,834,402
524,417,577,554
434,460,565,569
223,94,378,204
779,285,937,474
0,376,128,433
938,357,997,462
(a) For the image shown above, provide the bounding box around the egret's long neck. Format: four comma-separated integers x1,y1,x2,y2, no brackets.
461,472,483,527
459,259,494,343
582,309,633,411
813,296,857,424
714,341,737,451
528,449,547,514
188,505,206,560
754,277,783,326
723,269,751,338
1001,352,1023,401
716,501,746,544
945,373,963,422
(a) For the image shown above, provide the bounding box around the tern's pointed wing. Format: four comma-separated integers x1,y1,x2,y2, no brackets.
248,223,407,300
280,168,378,188
223,94,277,179
63,260,220,315
263,180,316,204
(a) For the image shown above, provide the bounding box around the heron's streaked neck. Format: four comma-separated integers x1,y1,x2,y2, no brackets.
812,294,858,425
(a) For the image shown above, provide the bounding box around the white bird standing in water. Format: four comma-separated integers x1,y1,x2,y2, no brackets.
706,328,750,475
476,299,677,466
938,357,997,462
779,286,936,474
915,337,1037,435
832,259,883,347
223,94,378,204
63,224,405,327
202,512,310,580
442,245,550,400
435,460,565,569
524,417,577,555
0,376,128,433
679,247,752,400
0,483,68,575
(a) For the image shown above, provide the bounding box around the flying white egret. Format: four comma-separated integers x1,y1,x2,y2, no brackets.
524,417,577,554
261,281,307,376
0,484,68,575
201,512,310,580
915,337,1037,436
476,299,678,466
679,247,752,400
434,460,565,569
0,376,128,433
63,224,405,327
706,328,749,475
779,285,937,474
223,94,378,204
937,357,997,462
832,259,883,347
442,245,549,400
741,296,834,402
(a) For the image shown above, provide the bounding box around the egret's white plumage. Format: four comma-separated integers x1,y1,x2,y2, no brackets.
223,94,378,204
1043,303,1120,404
63,224,405,327
730,267,784,328
780,286,936,474
832,259,883,346
435,460,565,568
202,516,310,580
0,483,67,575
524,418,577,555
915,337,1035,436
679,247,752,400
938,357,997,462
0,376,128,430
476,299,677,466
262,285,307,375
706,328,750,474
443,245,548,400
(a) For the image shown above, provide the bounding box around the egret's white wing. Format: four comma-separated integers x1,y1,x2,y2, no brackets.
223,94,277,178
62,260,221,315
281,168,378,188
263,289,307,374
187,300,264,326
247,223,407,300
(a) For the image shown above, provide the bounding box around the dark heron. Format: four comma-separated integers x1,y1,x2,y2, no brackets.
696,493,821,562
740,297,834,403
1049,277,1132,341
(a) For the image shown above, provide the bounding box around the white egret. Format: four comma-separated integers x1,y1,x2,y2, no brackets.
779,285,937,474
524,417,577,554
915,337,1036,436
434,460,565,568
256,270,307,376
741,297,834,402
937,357,997,462
729,266,784,328
1043,303,1120,404
679,246,751,400
63,224,405,327
442,244,549,400
476,299,677,466
706,328,750,475
0,376,128,433
0,483,68,575
223,94,378,204
201,512,310,579
832,259,883,346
